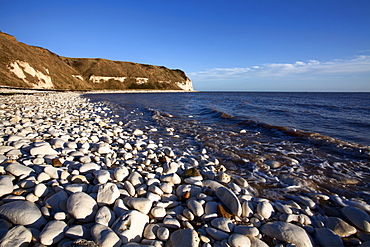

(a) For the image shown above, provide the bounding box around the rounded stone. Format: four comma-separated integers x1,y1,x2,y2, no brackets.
133,129,144,136
260,221,313,247
97,183,120,206
39,220,68,246
65,225,90,240
187,200,204,217
256,201,274,219
160,173,181,184
157,227,170,241
51,138,65,148
176,184,203,198
0,175,13,197
0,201,46,228
215,187,242,216
342,206,370,232
95,206,116,227
123,181,136,196
79,162,101,174
150,206,166,220
126,198,153,215
234,225,259,237
67,192,98,222
211,217,235,232
44,166,61,179
249,237,269,247
94,170,111,184
37,172,51,182
34,183,48,197
143,224,160,240
30,144,58,156
326,217,357,237
205,227,230,241
54,212,66,220
45,190,68,213
242,201,254,218
228,233,251,247
163,162,179,174
64,183,87,194
5,162,34,177
163,216,181,229
0,225,32,247
170,228,201,247
111,210,149,244
114,167,129,181
91,223,122,247
128,171,144,187
314,228,344,247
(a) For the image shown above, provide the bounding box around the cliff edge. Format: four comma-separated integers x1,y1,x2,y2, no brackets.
0,32,193,91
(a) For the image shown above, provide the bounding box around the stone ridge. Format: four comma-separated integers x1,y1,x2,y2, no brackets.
0,31,193,91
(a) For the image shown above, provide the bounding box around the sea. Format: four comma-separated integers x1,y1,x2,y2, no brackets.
85,92,370,203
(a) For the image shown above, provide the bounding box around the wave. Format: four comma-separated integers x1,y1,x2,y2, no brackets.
238,119,370,158
196,107,235,119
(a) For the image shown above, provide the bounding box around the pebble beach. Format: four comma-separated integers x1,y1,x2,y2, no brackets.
1,90,370,247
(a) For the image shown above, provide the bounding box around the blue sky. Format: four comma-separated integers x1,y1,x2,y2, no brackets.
1,0,369,91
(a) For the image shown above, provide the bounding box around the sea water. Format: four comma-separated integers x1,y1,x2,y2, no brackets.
85,92,370,202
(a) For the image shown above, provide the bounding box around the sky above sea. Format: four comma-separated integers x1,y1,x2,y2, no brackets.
1,0,369,92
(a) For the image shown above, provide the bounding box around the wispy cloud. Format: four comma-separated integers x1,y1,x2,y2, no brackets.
189,55,370,80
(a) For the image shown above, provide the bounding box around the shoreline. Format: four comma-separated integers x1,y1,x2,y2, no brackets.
84,89,198,94
0,91,369,246
0,86,198,95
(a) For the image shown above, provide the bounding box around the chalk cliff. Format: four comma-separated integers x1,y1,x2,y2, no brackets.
0,32,193,91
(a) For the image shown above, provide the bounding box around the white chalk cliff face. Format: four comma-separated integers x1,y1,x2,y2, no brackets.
89,75,127,83
177,78,193,91
1,31,193,90
8,60,53,89
7,60,194,91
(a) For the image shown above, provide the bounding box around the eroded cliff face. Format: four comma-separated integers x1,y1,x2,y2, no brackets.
0,32,193,91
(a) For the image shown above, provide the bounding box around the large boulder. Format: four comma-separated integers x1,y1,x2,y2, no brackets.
0,225,32,247
67,192,98,222
0,201,46,228
111,210,149,244
342,206,370,232
260,221,313,247
169,228,201,247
